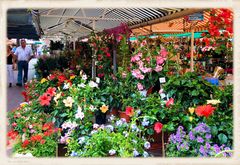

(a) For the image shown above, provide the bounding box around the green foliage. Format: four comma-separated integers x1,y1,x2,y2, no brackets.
163,72,216,110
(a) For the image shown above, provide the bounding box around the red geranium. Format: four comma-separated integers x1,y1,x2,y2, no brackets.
21,91,29,102
195,104,216,118
38,93,51,106
40,139,46,144
154,122,163,134
7,130,18,140
125,106,134,117
22,139,30,148
42,122,54,131
58,75,67,83
166,98,174,108
46,87,56,97
31,134,43,142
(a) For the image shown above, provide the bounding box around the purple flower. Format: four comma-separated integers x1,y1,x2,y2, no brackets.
197,136,204,143
189,131,195,140
194,123,210,133
205,134,212,139
199,145,205,155
213,144,221,153
205,142,211,149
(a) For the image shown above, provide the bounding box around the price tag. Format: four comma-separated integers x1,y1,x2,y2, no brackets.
159,77,166,84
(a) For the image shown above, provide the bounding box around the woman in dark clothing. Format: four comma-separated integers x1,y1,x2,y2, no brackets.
7,45,15,87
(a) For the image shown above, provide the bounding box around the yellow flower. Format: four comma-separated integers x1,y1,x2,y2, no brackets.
70,75,75,80
188,107,195,114
100,105,109,113
207,99,221,105
40,78,48,84
189,116,194,122
54,92,62,105
66,138,71,144
63,96,74,108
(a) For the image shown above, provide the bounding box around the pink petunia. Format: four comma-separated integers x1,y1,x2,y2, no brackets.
137,83,144,91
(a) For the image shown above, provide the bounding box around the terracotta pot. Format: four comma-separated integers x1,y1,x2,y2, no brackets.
110,107,119,116
118,111,130,122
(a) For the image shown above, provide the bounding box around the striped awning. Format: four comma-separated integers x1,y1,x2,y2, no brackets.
30,8,194,39
132,9,233,35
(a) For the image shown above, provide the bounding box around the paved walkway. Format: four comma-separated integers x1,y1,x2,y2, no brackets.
7,70,24,112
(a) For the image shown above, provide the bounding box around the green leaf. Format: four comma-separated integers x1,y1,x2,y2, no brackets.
218,133,228,144
191,90,199,96
60,113,68,117
211,126,218,136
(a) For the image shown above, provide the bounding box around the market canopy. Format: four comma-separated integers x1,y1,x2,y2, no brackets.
31,8,204,39
7,9,40,40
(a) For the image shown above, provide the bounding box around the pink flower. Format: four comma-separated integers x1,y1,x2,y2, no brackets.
158,89,163,94
137,60,144,67
140,40,147,47
137,83,144,91
140,67,152,73
155,65,163,72
154,122,163,133
12,123,17,127
106,52,111,58
166,98,174,107
160,48,168,58
139,74,145,80
156,56,165,65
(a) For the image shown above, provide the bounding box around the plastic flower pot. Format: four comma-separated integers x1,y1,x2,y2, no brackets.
57,143,68,157
118,111,130,122
95,113,107,124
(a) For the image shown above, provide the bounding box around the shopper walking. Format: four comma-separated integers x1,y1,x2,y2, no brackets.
14,39,33,87
7,45,15,87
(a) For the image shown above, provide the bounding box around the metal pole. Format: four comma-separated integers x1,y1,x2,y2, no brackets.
92,20,96,80
190,28,194,72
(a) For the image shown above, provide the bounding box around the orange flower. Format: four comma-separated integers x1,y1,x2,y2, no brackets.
100,105,109,113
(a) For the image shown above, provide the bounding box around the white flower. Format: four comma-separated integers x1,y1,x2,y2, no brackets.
78,83,86,88
61,123,68,129
142,118,149,126
96,77,100,84
207,99,221,105
63,83,70,90
75,111,84,120
22,133,26,142
63,96,74,108
82,74,87,80
136,109,141,116
100,124,105,129
105,125,114,131
89,105,96,112
28,124,33,129
131,124,139,132
78,137,85,144
144,141,151,149
143,151,149,157
89,81,98,88
116,120,123,127
132,140,137,144
123,131,129,137
133,149,139,157
109,115,115,121
93,123,99,129
91,130,98,134
109,149,116,155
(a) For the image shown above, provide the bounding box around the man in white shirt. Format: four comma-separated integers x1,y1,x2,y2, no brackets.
14,39,34,86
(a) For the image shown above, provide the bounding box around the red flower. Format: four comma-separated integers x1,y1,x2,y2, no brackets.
195,104,216,118
201,33,206,37
58,75,67,83
22,139,30,148
166,98,174,108
40,139,46,144
44,129,53,136
98,73,105,78
46,87,56,97
21,91,29,102
106,52,111,58
31,134,43,142
125,106,134,117
38,93,51,106
154,122,163,134
48,74,56,80
42,122,54,131
7,130,18,140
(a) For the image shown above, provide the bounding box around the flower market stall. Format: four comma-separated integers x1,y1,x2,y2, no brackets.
7,8,233,158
